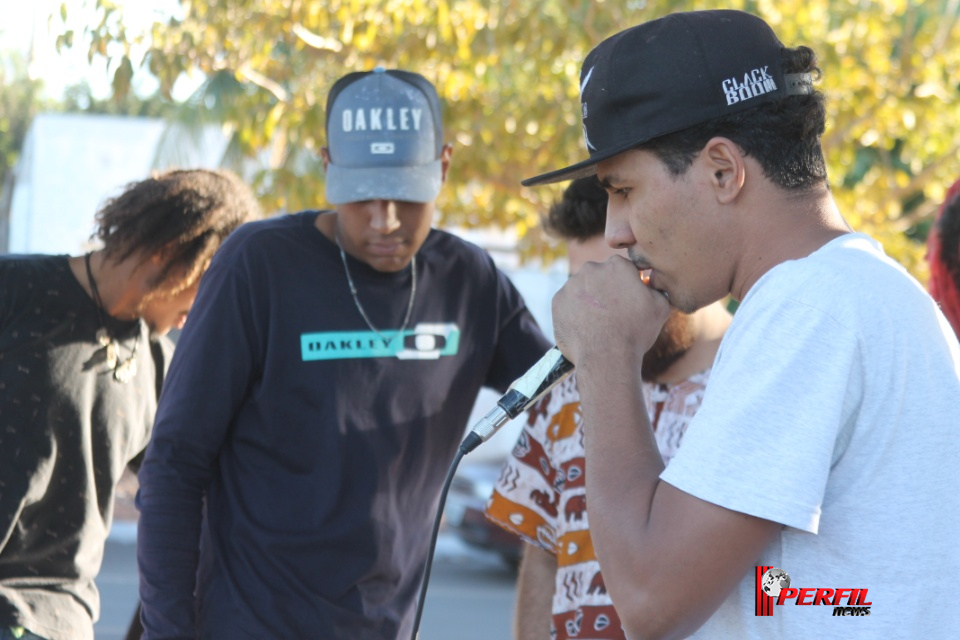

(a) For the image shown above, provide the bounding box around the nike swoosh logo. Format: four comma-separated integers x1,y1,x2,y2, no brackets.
580,66,594,96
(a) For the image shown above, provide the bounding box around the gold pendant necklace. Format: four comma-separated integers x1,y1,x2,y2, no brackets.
85,252,141,383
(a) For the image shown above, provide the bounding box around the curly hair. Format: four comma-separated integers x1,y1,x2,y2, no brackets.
542,176,608,241
95,168,261,292
637,46,827,191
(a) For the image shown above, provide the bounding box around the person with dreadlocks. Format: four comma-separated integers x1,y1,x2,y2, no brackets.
927,178,960,338
0,168,260,640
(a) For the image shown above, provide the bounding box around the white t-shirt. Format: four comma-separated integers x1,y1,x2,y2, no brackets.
661,233,960,638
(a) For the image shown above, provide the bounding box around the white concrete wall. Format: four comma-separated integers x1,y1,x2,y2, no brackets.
8,113,227,255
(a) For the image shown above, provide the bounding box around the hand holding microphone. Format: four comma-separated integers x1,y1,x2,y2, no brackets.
553,255,670,364
461,256,667,455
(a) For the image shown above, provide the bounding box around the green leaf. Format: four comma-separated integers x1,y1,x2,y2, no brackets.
63,0,960,277
111,55,134,98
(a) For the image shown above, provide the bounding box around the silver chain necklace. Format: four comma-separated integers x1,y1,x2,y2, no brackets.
335,228,417,340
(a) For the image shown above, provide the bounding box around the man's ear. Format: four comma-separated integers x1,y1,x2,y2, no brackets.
321,147,331,173
703,137,745,204
440,143,454,182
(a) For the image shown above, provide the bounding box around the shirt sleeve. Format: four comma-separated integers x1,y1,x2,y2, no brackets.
660,296,862,534
484,372,589,553
137,240,265,639
482,265,553,393
484,391,563,554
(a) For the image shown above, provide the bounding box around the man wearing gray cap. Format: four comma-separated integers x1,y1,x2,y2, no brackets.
525,9,960,640
135,67,551,639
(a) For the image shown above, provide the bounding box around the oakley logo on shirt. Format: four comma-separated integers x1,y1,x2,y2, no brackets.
301,323,460,361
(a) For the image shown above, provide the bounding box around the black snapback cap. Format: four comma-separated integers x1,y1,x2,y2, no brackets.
522,10,812,187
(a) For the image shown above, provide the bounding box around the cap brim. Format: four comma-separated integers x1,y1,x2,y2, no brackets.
520,139,643,187
520,159,599,187
326,160,443,204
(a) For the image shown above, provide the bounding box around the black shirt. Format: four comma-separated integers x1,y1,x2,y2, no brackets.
0,254,171,640
137,212,552,639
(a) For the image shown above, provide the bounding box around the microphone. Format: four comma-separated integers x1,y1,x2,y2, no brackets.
460,347,574,454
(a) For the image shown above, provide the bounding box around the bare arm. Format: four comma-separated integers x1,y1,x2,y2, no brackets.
576,350,780,639
513,545,556,640
554,258,781,640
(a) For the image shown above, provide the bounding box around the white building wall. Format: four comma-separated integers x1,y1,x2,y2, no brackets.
8,113,227,255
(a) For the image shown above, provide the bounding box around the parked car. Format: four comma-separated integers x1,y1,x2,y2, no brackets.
444,458,523,568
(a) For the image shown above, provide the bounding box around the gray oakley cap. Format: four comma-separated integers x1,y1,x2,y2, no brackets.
325,67,444,204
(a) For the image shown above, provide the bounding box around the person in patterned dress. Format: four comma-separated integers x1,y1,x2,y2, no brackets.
484,176,731,639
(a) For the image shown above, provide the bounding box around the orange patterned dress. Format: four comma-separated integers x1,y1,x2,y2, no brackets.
485,370,710,639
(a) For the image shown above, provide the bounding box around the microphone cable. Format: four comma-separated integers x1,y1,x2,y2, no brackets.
409,347,573,640
409,438,471,640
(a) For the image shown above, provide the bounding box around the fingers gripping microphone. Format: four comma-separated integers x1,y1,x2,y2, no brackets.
460,347,574,454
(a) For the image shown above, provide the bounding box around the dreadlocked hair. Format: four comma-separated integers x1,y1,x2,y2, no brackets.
94,169,261,293
542,175,608,241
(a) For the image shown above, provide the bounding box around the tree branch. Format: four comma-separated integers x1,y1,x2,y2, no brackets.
887,146,960,202
237,64,289,103
291,23,343,52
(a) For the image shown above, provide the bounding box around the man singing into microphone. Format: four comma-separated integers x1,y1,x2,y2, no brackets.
485,176,731,639
525,10,960,639
135,67,551,639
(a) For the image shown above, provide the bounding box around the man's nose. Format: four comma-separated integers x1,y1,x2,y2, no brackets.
370,200,401,234
604,204,636,249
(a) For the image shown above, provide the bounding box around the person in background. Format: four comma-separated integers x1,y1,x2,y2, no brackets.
524,9,960,638
0,168,259,640
135,67,552,639
926,176,960,337
485,176,731,639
